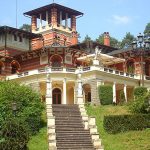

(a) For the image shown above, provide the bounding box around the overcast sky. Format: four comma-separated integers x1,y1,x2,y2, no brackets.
0,0,149,41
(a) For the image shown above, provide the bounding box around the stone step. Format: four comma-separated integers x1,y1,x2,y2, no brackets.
53,113,81,116
56,140,92,143
55,122,83,125
53,111,80,114
56,137,92,140
55,125,85,128
56,134,92,138
53,111,80,113
56,129,90,132
55,129,89,132
57,148,95,150
55,119,83,122
57,143,94,147
55,116,82,119
51,104,96,150
52,104,78,107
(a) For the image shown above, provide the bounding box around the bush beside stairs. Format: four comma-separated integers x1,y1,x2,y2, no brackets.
46,104,104,150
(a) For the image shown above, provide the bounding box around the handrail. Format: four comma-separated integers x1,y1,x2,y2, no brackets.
5,66,150,81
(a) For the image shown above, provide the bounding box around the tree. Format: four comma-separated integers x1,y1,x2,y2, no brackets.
0,119,29,150
83,35,92,42
96,33,119,47
120,32,135,49
0,81,44,135
144,22,150,37
20,24,31,32
129,88,150,114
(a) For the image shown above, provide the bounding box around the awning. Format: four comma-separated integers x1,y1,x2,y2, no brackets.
77,53,125,66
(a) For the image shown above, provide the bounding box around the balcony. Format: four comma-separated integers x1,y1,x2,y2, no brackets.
6,66,150,82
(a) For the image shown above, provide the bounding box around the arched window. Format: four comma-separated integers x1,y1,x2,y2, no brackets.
50,55,62,67
11,61,20,74
126,60,135,74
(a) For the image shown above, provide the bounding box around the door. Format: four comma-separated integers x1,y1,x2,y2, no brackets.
52,88,61,104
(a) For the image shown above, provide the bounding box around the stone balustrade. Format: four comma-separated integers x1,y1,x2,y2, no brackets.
33,24,72,34
6,65,150,81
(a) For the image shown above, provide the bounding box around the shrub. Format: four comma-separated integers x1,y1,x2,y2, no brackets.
98,85,113,105
134,87,147,98
0,119,29,150
129,91,150,114
119,90,125,105
0,81,44,135
103,114,150,134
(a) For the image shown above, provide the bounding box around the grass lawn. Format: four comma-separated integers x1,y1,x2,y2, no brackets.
28,105,150,150
28,110,48,150
86,105,150,150
28,127,48,150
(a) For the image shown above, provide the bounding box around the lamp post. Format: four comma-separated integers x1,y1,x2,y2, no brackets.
12,102,17,117
132,33,150,86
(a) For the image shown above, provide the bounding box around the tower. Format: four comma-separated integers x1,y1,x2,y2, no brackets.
24,3,83,49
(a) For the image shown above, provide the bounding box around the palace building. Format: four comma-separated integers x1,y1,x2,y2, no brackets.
0,3,150,149
0,2,150,105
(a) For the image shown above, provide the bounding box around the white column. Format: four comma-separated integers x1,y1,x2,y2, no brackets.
46,11,49,28
65,13,68,28
40,14,42,30
124,84,127,102
60,11,62,26
46,74,52,104
113,82,116,103
77,70,84,104
63,78,67,104
78,80,82,96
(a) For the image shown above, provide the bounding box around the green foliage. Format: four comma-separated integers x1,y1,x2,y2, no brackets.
98,85,113,105
0,119,29,150
129,91,150,114
104,114,150,134
96,33,119,47
0,81,44,135
83,35,92,42
86,105,150,150
144,22,150,36
134,87,147,98
119,90,125,105
20,24,31,32
120,32,135,49
28,127,48,150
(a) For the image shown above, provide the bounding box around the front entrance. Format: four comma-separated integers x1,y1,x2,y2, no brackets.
52,88,61,104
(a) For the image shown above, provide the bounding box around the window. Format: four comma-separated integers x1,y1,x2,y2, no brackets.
11,61,20,74
14,34,17,41
19,36,22,42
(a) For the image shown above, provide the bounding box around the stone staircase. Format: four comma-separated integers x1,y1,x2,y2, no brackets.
50,104,103,150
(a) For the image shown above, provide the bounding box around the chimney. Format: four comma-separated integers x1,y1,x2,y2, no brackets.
104,32,110,46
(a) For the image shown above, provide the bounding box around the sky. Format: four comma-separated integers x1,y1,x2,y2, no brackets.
0,0,149,42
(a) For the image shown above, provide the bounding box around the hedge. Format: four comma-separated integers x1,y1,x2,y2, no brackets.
98,85,113,105
134,87,147,98
104,114,150,134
